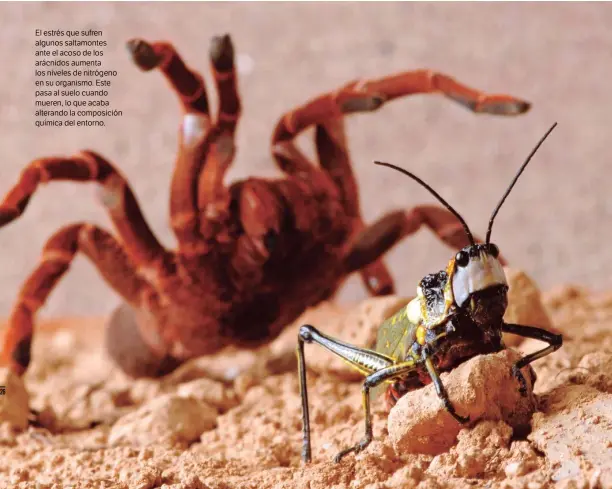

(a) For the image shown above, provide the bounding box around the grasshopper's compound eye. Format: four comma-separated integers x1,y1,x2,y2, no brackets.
455,250,469,268
487,243,500,258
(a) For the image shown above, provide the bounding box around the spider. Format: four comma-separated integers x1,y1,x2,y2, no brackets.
0,34,529,378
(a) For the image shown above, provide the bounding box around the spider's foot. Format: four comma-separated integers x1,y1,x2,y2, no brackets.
483,97,531,116
481,97,531,116
126,39,163,71
0,206,19,227
210,34,234,71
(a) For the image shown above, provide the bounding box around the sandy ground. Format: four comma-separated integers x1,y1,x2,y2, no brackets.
0,268,611,488
2,3,612,319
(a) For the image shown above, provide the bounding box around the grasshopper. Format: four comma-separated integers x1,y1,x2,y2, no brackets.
297,123,562,463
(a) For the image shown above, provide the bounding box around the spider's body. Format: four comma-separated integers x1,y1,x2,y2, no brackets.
116,168,356,360
0,34,529,378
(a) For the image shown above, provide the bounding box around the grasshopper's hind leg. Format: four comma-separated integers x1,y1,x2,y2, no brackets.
297,325,418,463
297,324,395,463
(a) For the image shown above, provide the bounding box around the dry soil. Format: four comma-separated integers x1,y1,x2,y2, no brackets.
0,268,610,489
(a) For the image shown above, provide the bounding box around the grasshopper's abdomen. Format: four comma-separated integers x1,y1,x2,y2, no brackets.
375,300,419,361
385,374,428,409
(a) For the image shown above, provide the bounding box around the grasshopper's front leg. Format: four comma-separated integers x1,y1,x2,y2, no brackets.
297,324,396,463
423,351,470,424
501,323,563,395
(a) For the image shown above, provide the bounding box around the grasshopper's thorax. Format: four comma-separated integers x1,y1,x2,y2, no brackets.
416,267,455,328
405,264,456,348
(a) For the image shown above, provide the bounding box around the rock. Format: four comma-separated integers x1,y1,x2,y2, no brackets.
0,367,29,430
388,349,536,455
109,393,217,447
529,384,612,486
176,378,238,412
576,352,612,393
294,296,411,380
504,460,531,478
427,421,512,478
503,267,557,347
385,458,430,487
162,346,261,384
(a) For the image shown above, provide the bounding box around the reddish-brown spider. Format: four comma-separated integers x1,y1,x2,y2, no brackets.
0,34,529,378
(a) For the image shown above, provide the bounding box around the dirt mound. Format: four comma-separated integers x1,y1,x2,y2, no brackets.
0,269,610,488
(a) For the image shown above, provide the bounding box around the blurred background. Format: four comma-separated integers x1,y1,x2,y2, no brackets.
0,2,610,318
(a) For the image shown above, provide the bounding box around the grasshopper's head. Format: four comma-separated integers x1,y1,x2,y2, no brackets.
375,122,557,327
451,243,508,326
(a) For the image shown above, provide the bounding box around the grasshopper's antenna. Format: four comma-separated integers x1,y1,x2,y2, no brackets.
375,161,475,246
485,122,558,244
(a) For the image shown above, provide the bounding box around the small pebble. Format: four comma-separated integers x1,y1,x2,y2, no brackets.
504,461,527,477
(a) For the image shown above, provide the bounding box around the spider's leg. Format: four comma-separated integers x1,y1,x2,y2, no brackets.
208,34,241,139
0,152,170,273
343,204,508,275
127,38,210,115
127,38,213,254
271,70,529,175
271,70,527,292
0,223,159,376
271,68,530,183
272,70,529,151
196,35,243,237
271,105,394,297
315,117,394,296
